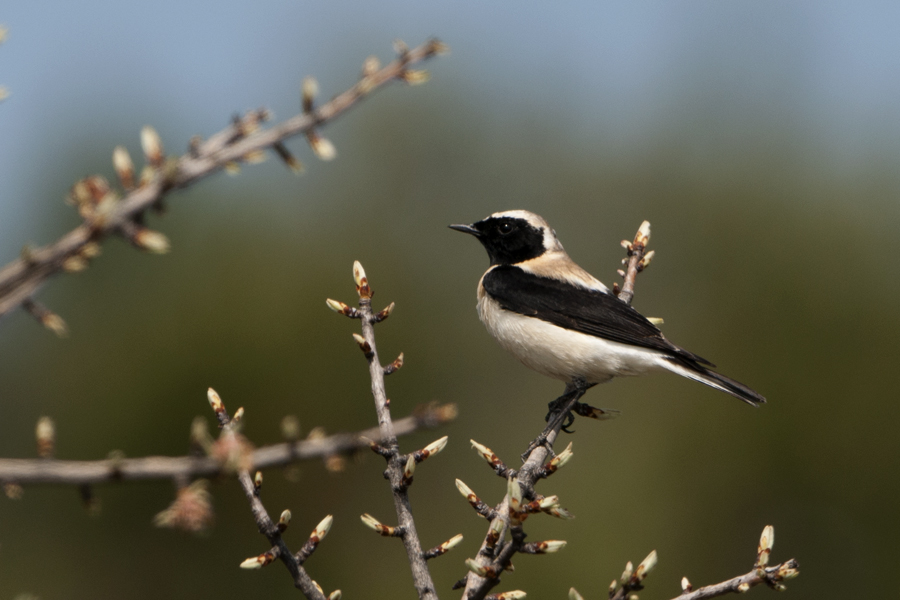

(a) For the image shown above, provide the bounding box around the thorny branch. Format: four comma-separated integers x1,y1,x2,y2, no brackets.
0,38,447,326
329,262,460,600
583,525,799,600
0,404,455,487
206,389,333,600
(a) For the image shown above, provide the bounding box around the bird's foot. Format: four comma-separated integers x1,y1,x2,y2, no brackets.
523,382,594,462
521,430,553,462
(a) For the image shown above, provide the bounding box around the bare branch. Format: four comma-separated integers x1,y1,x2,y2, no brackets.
613,220,652,306
338,260,442,600
667,559,800,600
0,404,455,486
0,38,447,323
208,390,331,600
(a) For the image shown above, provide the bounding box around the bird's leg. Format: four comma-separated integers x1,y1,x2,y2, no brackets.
521,379,594,461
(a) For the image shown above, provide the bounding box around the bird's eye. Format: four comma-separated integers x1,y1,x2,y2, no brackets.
497,222,514,235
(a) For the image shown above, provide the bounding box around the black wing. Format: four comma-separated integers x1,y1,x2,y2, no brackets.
482,265,714,367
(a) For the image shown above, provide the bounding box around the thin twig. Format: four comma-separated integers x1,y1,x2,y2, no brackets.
0,39,447,322
207,392,328,600
670,559,800,600
346,261,440,600
0,405,454,486
614,220,652,306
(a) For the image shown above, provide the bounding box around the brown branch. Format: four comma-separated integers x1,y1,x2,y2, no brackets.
341,261,442,600
207,392,330,600
671,559,800,600
0,404,454,486
613,220,653,306
0,38,447,323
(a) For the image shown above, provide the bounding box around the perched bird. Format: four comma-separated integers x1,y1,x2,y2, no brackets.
450,210,765,409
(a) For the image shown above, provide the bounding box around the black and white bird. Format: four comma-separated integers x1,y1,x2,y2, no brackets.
450,210,765,409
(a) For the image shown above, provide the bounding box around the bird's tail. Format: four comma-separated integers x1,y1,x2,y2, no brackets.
660,358,766,406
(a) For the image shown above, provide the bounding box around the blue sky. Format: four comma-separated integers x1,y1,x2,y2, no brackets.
1,1,898,252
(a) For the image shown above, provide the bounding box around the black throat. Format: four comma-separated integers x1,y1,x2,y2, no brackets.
471,216,546,266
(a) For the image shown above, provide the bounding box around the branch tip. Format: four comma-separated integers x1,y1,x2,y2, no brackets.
352,261,372,299
756,525,775,567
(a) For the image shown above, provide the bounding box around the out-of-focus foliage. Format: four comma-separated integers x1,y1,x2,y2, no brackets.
1,3,898,599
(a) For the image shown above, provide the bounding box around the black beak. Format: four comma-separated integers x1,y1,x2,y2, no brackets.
449,223,480,236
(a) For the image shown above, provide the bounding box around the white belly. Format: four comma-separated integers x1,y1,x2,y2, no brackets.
477,294,665,384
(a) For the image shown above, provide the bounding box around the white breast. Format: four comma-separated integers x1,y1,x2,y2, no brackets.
476,289,666,385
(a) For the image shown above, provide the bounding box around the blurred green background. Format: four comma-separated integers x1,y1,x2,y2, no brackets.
1,2,898,598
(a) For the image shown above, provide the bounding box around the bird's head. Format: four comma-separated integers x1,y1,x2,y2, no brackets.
450,210,563,266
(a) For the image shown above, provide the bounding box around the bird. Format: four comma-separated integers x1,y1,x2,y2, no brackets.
449,210,765,417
